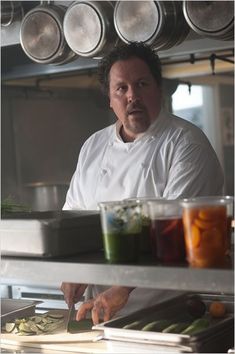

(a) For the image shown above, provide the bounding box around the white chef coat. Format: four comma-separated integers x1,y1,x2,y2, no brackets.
63,109,224,211
63,109,224,316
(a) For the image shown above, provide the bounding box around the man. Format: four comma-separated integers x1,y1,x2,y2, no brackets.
61,42,224,324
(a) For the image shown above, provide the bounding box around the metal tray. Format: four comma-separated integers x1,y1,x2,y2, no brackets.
1,210,103,258
1,299,37,325
93,293,234,353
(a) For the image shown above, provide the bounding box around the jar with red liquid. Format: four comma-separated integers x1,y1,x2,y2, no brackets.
147,200,186,264
125,197,165,255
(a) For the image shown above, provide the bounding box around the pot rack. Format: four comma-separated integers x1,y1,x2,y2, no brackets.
162,50,234,76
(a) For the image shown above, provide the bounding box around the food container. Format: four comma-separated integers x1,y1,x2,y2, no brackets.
125,197,165,255
99,200,142,263
93,293,234,353
147,199,186,264
1,210,103,258
1,299,37,326
181,197,232,268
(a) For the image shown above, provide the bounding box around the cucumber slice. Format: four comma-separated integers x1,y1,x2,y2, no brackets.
5,323,16,333
47,313,64,319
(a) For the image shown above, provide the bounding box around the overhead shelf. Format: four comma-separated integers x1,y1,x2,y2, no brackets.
1,253,234,294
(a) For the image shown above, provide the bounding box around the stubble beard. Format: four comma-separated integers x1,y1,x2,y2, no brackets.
125,114,151,135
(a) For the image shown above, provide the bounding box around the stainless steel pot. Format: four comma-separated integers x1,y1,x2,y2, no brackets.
183,1,234,41
63,1,119,58
24,182,69,211
1,1,24,26
20,1,76,65
113,1,190,51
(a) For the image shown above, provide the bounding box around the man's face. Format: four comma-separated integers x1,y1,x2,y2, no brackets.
109,57,162,141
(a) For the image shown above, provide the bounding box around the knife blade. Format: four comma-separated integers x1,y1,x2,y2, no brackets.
66,303,76,332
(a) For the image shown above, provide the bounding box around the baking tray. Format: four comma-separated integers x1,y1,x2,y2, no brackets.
1,210,103,258
1,299,38,325
93,293,234,353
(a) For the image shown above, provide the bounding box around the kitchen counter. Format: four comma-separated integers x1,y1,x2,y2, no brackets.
1,340,187,354
1,252,234,294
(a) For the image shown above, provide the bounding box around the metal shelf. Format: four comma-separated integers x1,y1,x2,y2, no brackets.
1,253,234,294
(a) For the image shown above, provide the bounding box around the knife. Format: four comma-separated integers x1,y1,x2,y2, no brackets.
66,303,76,332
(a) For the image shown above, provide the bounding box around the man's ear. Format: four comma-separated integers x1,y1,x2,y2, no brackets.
109,95,112,109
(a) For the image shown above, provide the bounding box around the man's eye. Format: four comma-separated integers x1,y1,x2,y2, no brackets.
117,86,126,93
138,81,147,87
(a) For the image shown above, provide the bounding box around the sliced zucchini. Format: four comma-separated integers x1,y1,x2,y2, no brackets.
47,313,64,319
5,323,16,333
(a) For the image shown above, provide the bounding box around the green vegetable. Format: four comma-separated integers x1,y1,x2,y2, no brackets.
123,320,143,329
1,196,30,216
141,320,172,332
67,319,93,333
5,323,16,333
181,318,210,335
186,295,206,319
3,313,64,336
162,322,190,334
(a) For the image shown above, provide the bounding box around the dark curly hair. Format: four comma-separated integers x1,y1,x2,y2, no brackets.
98,42,162,95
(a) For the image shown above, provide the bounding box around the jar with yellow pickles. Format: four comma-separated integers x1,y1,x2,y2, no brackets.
181,197,233,268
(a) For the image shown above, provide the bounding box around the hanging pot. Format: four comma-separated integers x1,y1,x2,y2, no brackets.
1,1,24,27
63,1,119,58
20,1,76,65
113,1,190,51
183,1,234,41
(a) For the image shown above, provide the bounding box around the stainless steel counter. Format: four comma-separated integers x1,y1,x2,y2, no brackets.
1,253,234,294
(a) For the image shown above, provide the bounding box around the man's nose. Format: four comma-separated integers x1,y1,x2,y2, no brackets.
127,86,140,103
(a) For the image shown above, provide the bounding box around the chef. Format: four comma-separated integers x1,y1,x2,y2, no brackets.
61,42,224,324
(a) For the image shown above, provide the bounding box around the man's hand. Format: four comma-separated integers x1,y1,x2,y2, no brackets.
76,286,134,324
60,283,87,307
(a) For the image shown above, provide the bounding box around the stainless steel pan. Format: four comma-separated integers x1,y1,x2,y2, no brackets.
63,1,119,58
20,1,76,65
114,1,190,51
1,1,24,27
183,1,234,41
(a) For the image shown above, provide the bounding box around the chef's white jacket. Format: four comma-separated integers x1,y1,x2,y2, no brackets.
63,109,224,316
64,109,223,210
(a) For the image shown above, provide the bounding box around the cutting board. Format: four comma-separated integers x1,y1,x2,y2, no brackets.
1,338,109,354
1,309,103,344
1,330,102,343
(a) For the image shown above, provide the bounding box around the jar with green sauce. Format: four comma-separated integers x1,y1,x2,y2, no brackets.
99,200,142,263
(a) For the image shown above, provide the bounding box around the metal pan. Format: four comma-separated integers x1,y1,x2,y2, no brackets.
1,1,24,27
93,293,234,353
20,1,76,65
1,299,38,325
113,1,190,51
183,1,234,41
63,1,119,58
1,210,103,258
